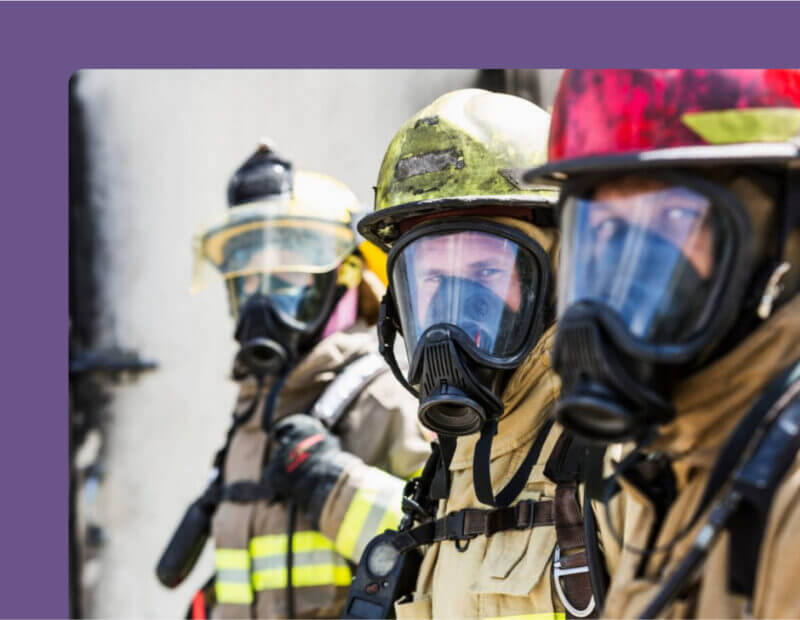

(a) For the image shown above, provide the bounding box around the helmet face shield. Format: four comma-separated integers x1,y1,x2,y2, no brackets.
200,209,355,278
558,173,750,359
388,220,549,370
194,203,356,319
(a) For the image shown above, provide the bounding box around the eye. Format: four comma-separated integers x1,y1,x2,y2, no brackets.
477,268,503,280
665,207,701,223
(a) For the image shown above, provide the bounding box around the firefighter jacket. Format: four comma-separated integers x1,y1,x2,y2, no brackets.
602,294,800,618
211,321,430,619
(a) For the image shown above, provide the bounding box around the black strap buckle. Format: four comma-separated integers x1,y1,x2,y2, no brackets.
516,499,536,530
444,511,475,552
444,511,466,539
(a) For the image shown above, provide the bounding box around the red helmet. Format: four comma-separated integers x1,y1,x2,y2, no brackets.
524,69,800,182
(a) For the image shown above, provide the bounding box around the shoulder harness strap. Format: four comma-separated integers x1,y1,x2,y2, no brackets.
545,432,605,619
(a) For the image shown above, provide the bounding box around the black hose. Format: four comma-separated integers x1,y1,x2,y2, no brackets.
638,544,705,619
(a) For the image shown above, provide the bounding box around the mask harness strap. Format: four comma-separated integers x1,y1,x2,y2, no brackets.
473,417,556,508
378,291,418,397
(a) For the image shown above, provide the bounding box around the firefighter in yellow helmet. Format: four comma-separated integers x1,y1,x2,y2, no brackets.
156,143,429,619
260,91,638,619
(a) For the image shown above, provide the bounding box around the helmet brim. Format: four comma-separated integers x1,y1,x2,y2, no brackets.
521,142,800,186
358,195,558,251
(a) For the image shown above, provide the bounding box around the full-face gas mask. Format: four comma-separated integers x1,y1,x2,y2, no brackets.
379,219,552,437
232,269,341,377
553,172,755,443
194,190,358,378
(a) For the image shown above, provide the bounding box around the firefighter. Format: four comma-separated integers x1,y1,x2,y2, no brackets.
157,142,430,619
263,90,637,619
523,69,800,618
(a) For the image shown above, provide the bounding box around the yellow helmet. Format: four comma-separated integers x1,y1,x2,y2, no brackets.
193,143,388,316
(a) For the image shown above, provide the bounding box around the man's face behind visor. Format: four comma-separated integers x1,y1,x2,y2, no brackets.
560,175,721,345
391,227,540,364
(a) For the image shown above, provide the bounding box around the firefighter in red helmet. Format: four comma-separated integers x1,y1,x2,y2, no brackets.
524,69,800,618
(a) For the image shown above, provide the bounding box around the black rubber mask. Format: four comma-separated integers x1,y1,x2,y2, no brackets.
407,276,516,435
554,174,753,443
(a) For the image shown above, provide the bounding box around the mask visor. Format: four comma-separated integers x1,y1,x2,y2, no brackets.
559,177,729,347
390,229,542,365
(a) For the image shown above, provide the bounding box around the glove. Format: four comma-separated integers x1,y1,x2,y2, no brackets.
264,414,358,528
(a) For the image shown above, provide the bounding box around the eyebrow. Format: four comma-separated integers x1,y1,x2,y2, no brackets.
467,258,506,270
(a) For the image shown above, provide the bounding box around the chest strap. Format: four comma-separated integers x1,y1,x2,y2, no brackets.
546,432,600,619
391,499,554,553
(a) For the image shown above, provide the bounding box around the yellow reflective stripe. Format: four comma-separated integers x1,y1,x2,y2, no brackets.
376,501,402,534
215,582,253,605
682,108,800,145
250,531,336,557
407,466,424,480
215,548,250,570
483,615,566,620
335,484,403,561
335,488,373,558
252,564,352,590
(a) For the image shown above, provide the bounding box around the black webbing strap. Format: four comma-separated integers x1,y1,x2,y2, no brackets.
400,443,442,528
260,373,287,434
430,436,456,501
582,484,607,613
681,358,800,542
220,479,274,503
473,417,555,507
392,498,555,553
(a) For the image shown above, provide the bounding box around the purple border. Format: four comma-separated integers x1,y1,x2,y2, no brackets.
1,1,800,617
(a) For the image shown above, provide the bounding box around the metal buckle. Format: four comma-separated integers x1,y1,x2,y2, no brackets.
444,511,475,552
553,545,596,618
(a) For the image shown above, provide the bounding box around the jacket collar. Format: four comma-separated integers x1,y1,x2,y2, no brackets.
652,295,800,486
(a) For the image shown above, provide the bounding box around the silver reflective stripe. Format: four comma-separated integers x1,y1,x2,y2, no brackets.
310,353,388,428
252,548,348,572
215,568,250,584
355,484,398,559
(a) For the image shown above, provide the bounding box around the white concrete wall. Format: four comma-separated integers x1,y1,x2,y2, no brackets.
75,70,478,618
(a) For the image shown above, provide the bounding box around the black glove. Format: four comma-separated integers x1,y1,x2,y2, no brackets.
264,414,357,528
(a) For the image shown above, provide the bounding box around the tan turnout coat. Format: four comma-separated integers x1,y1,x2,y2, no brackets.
603,295,800,619
212,321,430,619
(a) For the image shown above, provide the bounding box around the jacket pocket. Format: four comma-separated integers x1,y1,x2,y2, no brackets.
471,521,559,620
472,524,556,596
395,593,433,619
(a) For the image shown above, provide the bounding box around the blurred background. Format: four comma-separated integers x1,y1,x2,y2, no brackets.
68,69,564,618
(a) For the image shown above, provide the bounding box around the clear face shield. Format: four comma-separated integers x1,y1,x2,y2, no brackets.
380,220,551,436
194,204,355,320
553,173,753,442
194,203,356,376
560,178,724,346
393,229,541,363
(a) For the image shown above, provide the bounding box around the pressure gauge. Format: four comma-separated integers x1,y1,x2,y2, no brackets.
366,537,400,578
